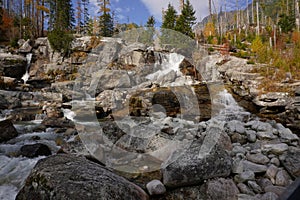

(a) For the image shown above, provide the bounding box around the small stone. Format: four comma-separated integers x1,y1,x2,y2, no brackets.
237,183,255,195
242,161,267,173
260,192,278,200
226,120,246,134
231,133,247,144
246,153,270,165
247,181,262,194
275,169,291,186
256,131,277,140
232,146,247,156
270,157,280,166
234,171,255,183
146,180,166,195
263,143,289,155
246,130,257,143
266,165,279,184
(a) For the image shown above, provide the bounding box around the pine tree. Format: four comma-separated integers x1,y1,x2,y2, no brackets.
161,3,177,30
175,0,196,38
146,15,155,27
82,0,90,34
99,12,113,36
47,0,74,55
98,0,113,36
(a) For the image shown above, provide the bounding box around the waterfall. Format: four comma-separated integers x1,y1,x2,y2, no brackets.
146,52,184,81
21,53,32,84
213,89,250,121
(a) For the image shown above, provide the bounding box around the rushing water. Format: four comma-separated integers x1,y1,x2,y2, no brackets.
0,121,61,199
21,53,32,84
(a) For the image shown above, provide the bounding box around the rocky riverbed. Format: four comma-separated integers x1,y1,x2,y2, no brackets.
0,34,299,200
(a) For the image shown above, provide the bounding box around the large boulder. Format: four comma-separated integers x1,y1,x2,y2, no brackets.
162,125,232,188
0,119,18,142
16,154,149,200
0,53,27,79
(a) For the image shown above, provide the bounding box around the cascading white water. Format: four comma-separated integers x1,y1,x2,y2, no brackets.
21,53,32,84
146,52,184,81
213,89,250,121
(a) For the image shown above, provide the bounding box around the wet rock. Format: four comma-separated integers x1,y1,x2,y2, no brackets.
281,147,300,178
242,160,267,173
0,53,27,79
162,127,232,187
234,171,255,183
206,178,239,200
0,119,18,142
237,183,255,195
275,169,291,187
20,143,52,158
246,153,270,165
16,154,148,200
262,143,289,155
42,117,75,128
146,180,166,196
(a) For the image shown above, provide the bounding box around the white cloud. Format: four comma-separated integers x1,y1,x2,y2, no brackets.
140,0,209,22
140,0,251,23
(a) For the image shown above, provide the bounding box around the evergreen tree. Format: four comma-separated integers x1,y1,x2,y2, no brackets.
98,0,113,36
82,0,90,34
146,15,155,27
278,14,295,33
175,0,196,38
161,3,177,30
47,0,74,55
99,12,113,36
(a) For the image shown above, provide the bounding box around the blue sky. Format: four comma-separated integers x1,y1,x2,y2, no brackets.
83,0,252,26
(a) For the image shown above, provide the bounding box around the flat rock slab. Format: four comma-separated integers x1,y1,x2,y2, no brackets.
16,154,149,200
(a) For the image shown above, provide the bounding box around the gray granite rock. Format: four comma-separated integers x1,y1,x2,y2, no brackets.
246,153,270,165
16,154,148,200
162,127,232,187
234,171,255,183
146,180,166,195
